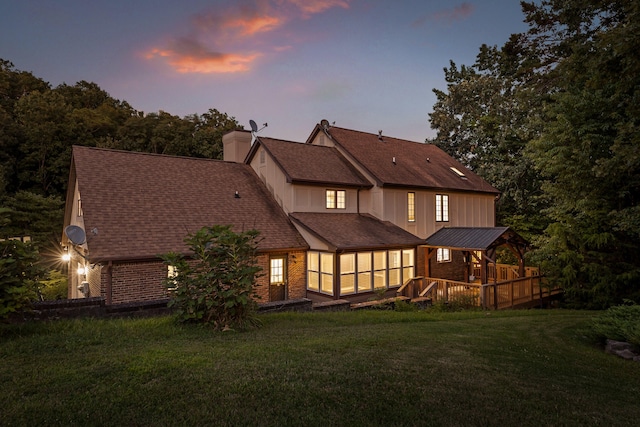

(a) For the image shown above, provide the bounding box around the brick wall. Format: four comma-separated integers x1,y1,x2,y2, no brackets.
100,250,308,305
429,251,467,282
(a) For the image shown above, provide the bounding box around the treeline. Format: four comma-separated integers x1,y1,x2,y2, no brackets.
0,59,240,243
429,0,639,307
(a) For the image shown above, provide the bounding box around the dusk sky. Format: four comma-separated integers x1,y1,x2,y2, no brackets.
2,1,528,143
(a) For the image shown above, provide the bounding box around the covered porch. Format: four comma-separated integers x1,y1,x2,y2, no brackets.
398,227,559,309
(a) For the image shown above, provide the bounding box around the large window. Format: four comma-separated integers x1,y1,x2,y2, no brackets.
436,194,449,222
311,249,417,297
307,251,334,295
407,192,415,222
326,190,346,209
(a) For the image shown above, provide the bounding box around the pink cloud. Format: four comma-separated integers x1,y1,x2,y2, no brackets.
412,3,474,27
145,0,351,74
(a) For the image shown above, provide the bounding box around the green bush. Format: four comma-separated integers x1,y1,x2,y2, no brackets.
161,225,262,331
590,303,640,347
38,270,68,300
0,239,43,320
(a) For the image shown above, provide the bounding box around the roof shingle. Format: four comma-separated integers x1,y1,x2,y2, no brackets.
289,212,424,251
71,146,308,262
322,126,499,194
255,137,372,188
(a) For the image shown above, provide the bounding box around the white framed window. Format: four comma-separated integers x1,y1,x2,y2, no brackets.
307,252,320,291
357,252,372,293
167,265,178,290
320,252,334,294
270,258,284,284
339,253,356,295
260,149,266,164
436,194,449,222
402,249,415,282
373,251,387,289
407,192,415,222
437,248,451,263
388,250,402,287
326,190,346,209
77,198,83,217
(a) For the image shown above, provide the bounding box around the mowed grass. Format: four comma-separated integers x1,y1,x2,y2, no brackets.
1,310,639,426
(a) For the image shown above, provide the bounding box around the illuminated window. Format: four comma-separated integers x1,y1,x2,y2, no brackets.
388,250,401,287
357,252,372,293
270,258,284,284
326,190,346,209
307,251,334,295
373,251,387,289
407,192,415,222
402,249,414,282
167,265,178,290
78,199,83,217
340,253,355,295
437,248,451,263
307,252,320,291
436,194,449,222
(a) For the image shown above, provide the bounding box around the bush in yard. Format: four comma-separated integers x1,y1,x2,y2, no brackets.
0,239,43,320
161,225,262,331
590,302,640,348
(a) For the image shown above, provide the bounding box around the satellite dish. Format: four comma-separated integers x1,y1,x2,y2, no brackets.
65,225,86,245
249,119,258,133
320,119,330,129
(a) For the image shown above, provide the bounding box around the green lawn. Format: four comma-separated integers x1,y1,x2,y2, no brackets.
1,310,639,426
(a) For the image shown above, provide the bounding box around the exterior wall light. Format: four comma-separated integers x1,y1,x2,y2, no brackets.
62,252,71,262
77,266,87,276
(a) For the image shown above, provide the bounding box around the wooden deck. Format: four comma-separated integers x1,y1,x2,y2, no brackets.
397,266,561,310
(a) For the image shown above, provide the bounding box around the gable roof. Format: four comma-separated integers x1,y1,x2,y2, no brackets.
68,146,308,263
289,212,424,251
424,227,527,251
248,137,372,188
309,125,499,194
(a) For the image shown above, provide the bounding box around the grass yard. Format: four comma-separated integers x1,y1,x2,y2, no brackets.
1,309,639,426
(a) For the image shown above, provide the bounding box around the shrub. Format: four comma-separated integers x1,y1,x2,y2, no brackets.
38,270,68,300
0,239,43,320
590,302,640,347
161,225,262,331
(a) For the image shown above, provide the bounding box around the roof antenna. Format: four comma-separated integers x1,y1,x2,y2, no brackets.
378,130,383,141
249,120,268,146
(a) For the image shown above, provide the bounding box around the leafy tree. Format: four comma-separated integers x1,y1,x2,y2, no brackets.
524,0,640,307
429,36,548,240
162,225,263,331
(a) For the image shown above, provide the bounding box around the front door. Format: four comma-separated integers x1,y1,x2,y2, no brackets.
269,256,287,301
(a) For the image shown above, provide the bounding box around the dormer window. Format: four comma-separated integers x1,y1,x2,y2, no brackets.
450,166,467,179
326,190,346,209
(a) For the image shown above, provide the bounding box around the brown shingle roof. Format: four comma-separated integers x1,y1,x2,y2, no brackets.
289,213,424,251
71,146,307,262
319,126,499,194
253,137,372,188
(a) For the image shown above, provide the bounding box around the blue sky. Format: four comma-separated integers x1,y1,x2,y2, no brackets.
1,0,528,142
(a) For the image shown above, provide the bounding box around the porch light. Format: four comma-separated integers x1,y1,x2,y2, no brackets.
61,248,71,262
77,266,87,276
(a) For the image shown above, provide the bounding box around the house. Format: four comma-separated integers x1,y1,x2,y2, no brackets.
62,147,308,305
62,121,512,307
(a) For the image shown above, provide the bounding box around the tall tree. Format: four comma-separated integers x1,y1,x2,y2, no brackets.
524,0,640,307
429,35,547,239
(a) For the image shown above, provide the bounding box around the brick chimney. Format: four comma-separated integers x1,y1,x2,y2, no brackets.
222,130,252,163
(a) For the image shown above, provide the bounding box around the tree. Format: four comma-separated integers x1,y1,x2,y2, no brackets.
0,208,45,319
524,0,640,307
162,225,263,330
429,36,548,240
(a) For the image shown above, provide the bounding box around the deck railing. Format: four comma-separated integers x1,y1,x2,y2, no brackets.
397,271,560,310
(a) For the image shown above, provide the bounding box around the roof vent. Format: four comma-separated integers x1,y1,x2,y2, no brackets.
378,130,383,141
235,191,240,198
392,156,396,165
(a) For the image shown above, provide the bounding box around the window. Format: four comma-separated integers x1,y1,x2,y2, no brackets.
260,149,266,164
436,194,449,222
373,251,387,289
402,249,415,282
340,253,355,295
326,190,346,209
407,192,415,222
270,258,284,284
307,252,320,291
449,166,467,179
167,265,178,290
437,248,451,263
320,253,334,294
77,199,83,217
388,250,401,287
357,252,372,293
